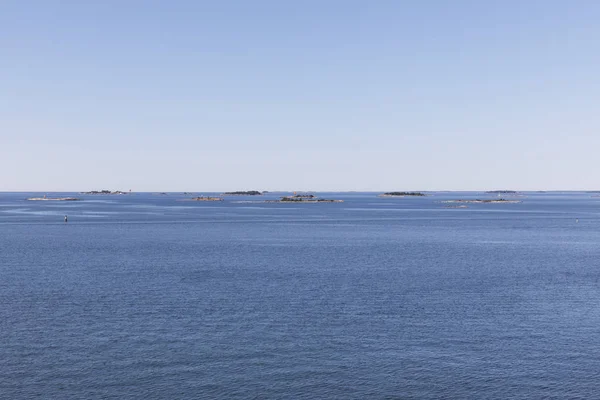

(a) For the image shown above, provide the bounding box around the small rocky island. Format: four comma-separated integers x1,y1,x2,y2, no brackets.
222,191,263,196
190,196,223,201
485,190,518,194
379,192,426,197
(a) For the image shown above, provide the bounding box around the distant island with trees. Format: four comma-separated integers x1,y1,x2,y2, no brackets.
379,192,426,197
222,191,263,196
81,190,128,195
266,195,343,203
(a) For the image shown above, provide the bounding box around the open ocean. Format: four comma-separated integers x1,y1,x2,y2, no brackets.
1,191,600,399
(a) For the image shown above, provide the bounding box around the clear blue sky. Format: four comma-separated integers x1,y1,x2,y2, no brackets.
2,1,599,191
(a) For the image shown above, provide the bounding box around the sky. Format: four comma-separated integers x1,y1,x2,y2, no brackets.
1,1,599,192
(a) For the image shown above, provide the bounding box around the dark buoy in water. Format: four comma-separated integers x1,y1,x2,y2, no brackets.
64,215,68,223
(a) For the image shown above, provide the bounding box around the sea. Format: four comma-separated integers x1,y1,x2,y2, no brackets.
1,191,599,399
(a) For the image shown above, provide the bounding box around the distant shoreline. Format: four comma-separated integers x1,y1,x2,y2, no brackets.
4,190,600,195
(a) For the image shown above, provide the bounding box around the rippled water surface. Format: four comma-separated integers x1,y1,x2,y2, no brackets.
1,191,600,399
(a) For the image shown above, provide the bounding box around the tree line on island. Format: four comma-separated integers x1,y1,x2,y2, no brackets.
380,192,426,197
222,191,263,195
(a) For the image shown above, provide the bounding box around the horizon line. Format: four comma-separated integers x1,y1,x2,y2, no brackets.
1,189,600,193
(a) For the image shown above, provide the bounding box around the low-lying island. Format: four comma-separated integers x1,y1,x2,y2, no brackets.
190,196,224,201
27,197,81,201
266,195,343,203
442,199,521,204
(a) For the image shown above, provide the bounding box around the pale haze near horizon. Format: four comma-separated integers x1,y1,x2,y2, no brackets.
2,1,599,192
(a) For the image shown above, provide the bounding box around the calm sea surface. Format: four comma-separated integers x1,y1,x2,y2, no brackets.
1,192,600,399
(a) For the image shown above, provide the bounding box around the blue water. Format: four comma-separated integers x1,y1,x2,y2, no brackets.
1,191,600,398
